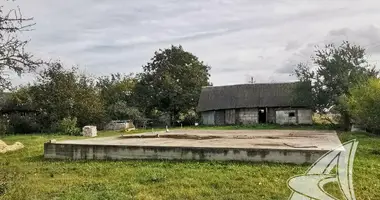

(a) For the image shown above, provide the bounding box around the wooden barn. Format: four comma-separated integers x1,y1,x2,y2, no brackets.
197,82,312,125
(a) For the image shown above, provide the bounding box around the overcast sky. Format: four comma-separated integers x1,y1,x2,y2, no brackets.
7,0,380,86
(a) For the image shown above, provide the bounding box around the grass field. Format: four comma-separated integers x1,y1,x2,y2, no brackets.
1,127,380,200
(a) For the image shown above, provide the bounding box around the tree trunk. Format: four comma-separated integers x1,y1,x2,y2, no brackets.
168,112,172,127
342,112,351,131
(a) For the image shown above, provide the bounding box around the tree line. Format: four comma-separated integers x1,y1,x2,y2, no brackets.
1,45,211,134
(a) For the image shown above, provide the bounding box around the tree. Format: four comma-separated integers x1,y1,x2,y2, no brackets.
294,41,378,130
347,78,380,133
28,62,105,131
97,73,137,107
106,101,143,121
97,73,140,121
135,45,211,125
0,2,42,89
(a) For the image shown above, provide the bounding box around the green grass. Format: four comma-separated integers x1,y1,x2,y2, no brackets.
1,128,380,200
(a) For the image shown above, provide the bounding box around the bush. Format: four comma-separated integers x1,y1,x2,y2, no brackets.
0,117,8,136
180,111,199,126
58,117,81,135
347,78,380,134
7,114,40,134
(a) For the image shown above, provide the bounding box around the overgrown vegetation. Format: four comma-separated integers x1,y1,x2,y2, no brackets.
1,47,209,135
293,41,380,133
346,78,380,133
0,129,379,199
56,117,81,136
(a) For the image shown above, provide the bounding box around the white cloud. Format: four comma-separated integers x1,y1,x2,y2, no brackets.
6,0,380,86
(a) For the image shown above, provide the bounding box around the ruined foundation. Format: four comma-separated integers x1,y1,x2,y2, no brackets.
44,129,342,164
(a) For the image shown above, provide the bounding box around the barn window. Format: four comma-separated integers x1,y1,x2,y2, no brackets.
288,112,295,117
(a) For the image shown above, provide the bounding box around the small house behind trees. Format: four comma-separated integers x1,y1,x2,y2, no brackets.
197,82,312,125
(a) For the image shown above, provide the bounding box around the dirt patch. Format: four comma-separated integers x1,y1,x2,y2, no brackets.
0,140,24,153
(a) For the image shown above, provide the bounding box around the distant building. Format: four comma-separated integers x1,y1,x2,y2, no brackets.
197,82,312,125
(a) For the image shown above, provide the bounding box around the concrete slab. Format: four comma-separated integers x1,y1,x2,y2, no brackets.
44,129,342,164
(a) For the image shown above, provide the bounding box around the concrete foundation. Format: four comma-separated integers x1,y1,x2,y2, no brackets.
44,130,342,164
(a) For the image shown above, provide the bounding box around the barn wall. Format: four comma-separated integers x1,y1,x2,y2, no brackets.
201,111,215,125
238,108,258,124
297,109,312,124
215,110,225,125
225,109,236,125
267,108,276,123
275,109,297,125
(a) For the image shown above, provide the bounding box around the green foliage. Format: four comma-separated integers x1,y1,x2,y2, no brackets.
97,74,141,121
135,45,211,124
106,101,143,121
97,73,137,107
5,62,106,134
30,62,105,129
57,117,81,136
179,110,199,126
7,113,40,134
347,78,380,133
0,117,8,136
294,41,378,130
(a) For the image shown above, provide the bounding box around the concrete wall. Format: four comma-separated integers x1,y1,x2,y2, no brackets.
202,111,215,125
225,109,236,125
44,142,327,164
202,108,313,125
215,110,225,125
105,121,135,131
238,108,258,124
276,109,297,125
297,109,312,124
267,108,276,123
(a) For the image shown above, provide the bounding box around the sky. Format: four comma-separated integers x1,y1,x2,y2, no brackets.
6,0,380,86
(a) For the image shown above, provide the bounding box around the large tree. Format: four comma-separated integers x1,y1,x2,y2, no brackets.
28,62,105,130
0,1,42,89
135,45,211,125
97,73,142,121
294,41,378,130
97,73,137,106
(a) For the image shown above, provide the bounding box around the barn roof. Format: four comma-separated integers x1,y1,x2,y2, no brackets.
197,81,310,112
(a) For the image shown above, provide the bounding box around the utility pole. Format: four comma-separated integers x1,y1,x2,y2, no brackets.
248,76,255,84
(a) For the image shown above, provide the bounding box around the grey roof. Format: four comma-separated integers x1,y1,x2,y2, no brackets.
197,82,310,112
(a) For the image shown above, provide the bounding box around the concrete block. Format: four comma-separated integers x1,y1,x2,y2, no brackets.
82,126,97,137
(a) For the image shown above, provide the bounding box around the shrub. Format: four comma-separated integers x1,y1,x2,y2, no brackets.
7,114,40,134
0,117,8,136
180,110,199,126
347,78,380,134
58,117,81,135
